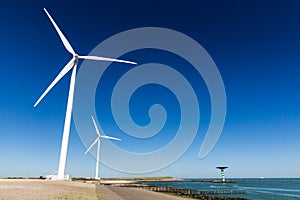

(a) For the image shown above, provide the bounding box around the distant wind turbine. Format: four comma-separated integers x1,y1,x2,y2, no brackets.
85,116,121,180
34,8,136,180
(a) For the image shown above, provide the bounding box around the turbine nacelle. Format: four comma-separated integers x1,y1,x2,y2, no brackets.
74,54,79,63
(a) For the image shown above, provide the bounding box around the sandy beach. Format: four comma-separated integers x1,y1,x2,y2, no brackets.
0,179,96,200
0,179,191,200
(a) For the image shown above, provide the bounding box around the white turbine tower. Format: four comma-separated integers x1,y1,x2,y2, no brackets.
85,116,121,180
34,8,136,180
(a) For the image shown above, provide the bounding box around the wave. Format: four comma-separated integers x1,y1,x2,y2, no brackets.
239,186,300,193
253,189,300,198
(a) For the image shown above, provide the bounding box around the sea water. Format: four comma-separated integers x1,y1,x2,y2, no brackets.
142,178,300,200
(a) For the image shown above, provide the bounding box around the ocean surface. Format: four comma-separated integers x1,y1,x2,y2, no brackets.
141,178,300,200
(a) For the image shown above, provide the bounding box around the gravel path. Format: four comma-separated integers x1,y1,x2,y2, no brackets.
102,185,191,200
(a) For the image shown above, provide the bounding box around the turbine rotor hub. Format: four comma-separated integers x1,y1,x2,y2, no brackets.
74,54,79,63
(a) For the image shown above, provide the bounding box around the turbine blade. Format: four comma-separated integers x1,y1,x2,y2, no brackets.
34,58,74,107
91,116,101,137
84,137,99,155
44,8,75,55
78,55,137,65
100,135,121,141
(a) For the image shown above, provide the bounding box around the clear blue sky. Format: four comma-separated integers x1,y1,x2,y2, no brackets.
0,0,299,178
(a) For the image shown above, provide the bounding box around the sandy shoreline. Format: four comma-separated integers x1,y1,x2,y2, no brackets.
0,179,191,200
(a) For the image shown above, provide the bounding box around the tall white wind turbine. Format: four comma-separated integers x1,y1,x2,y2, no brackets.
85,116,121,180
34,8,136,180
